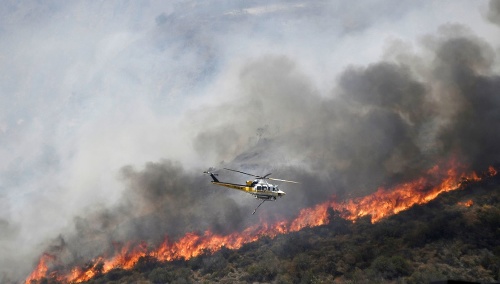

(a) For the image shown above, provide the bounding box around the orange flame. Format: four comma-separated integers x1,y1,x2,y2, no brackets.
489,166,497,176
25,254,58,284
26,162,497,283
334,163,481,223
457,199,474,207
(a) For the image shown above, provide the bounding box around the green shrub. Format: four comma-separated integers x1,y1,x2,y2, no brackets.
148,267,172,284
134,255,161,272
370,255,412,280
245,261,278,282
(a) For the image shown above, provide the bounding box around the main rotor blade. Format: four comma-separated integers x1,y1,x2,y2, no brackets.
268,177,300,184
224,168,299,183
223,168,260,178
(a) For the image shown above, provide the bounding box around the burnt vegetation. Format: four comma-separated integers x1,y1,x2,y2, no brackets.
30,175,500,284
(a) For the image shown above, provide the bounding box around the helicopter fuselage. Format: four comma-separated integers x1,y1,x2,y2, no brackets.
211,180,286,200
205,172,286,200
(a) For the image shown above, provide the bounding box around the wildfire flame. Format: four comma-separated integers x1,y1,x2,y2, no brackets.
26,161,497,284
25,254,56,284
457,199,474,207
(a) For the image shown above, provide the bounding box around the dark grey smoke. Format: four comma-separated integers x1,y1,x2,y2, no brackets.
433,36,500,170
17,167,243,279
39,160,255,270
191,32,500,212
487,0,500,25
25,29,500,282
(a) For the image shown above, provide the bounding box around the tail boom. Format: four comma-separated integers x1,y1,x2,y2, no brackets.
203,171,220,182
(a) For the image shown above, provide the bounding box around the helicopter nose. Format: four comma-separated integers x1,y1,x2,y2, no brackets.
279,191,286,196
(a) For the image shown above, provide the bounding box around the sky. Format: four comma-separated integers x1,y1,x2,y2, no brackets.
1,0,499,282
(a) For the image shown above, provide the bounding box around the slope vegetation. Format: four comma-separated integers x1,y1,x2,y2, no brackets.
36,176,500,284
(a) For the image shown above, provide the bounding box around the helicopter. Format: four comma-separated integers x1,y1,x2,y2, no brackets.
204,168,299,214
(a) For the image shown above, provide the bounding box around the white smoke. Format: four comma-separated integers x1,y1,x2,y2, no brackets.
0,0,498,282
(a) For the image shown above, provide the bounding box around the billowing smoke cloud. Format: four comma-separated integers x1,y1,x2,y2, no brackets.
35,30,500,279
191,31,500,195
1,0,499,282
488,0,500,25
35,161,252,269
432,35,500,169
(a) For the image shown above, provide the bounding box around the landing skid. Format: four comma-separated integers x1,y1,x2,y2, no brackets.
252,197,276,215
252,199,267,215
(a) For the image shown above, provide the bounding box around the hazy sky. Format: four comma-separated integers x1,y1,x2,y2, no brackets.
1,0,499,281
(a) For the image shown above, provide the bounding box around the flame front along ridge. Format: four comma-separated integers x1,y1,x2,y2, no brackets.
26,162,497,283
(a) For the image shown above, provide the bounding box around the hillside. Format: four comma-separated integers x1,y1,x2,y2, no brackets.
34,175,500,284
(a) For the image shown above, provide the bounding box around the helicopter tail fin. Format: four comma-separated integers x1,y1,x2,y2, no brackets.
203,170,220,182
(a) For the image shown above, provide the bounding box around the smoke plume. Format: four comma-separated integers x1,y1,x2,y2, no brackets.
31,30,500,279
1,1,499,282
488,0,500,25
